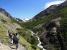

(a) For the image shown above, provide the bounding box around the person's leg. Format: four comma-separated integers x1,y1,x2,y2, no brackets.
16,43,18,50
11,39,13,44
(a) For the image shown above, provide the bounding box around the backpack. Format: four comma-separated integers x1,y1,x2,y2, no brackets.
13,36,19,44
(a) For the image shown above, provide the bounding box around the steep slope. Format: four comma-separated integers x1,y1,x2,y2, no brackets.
0,8,41,50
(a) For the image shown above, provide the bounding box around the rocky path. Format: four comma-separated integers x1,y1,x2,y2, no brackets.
0,43,26,50
10,44,26,50
0,43,11,50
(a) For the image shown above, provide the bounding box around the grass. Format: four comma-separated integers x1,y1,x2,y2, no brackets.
19,36,33,50
0,23,9,44
19,35,40,50
17,28,40,50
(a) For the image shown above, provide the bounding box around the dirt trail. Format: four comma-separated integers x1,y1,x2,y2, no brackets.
0,43,26,50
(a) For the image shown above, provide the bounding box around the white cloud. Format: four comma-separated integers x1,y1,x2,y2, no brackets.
44,0,65,9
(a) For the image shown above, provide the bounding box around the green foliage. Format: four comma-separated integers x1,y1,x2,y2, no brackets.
11,17,18,23
16,28,39,49
31,45,37,50
58,7,67,43
28,36,38,45
21,14,60,34
16,28,38,45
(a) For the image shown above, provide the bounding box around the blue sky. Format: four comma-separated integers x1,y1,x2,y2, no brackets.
0,0,65,20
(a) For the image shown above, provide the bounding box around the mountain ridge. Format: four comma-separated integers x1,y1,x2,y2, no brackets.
33,0,66,20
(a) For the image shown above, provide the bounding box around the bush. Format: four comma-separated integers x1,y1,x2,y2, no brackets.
31,45,36,50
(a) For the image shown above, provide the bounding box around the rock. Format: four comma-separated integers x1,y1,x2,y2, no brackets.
40,17,66,50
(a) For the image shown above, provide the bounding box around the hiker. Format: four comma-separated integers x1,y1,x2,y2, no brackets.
13,33,19,50
8,30,13,44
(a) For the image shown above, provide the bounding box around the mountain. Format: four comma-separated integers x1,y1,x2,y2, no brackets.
33,0,67,20
22,0,67,50
33,5,58,19
0,8,41,50
0,8,13,19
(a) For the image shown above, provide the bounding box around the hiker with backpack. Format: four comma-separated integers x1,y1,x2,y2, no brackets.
13,33,19,50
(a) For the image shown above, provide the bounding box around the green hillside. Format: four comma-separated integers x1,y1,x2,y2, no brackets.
20,3,67,50
21,6,67,33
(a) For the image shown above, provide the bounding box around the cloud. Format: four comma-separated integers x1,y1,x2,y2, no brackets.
44,0,65,9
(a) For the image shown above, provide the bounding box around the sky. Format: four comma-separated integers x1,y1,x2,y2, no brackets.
0,0,65,20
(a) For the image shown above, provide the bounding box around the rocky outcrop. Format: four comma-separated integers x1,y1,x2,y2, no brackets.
40,17,66,50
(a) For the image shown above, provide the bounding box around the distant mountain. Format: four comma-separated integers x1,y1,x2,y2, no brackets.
33,0,67,20
33,5,58,19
